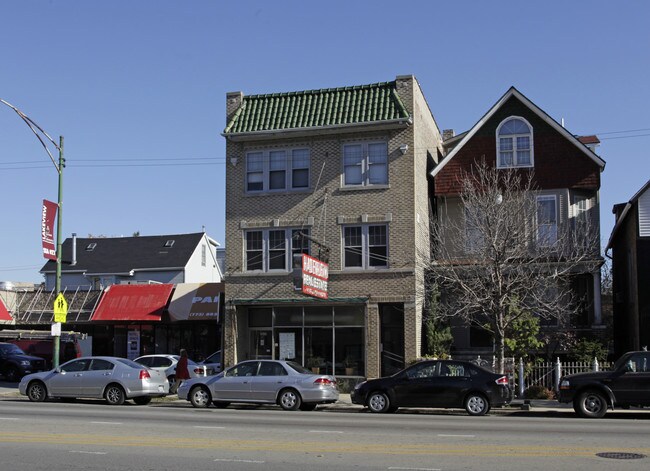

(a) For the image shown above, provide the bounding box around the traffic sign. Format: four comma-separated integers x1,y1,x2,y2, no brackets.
53,293,68,323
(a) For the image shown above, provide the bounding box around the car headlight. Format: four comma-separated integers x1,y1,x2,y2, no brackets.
20,360,31,366
559,379,570,390
354,381,366,391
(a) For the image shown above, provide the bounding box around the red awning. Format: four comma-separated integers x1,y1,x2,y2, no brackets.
91,284,174,322
0,297,12,322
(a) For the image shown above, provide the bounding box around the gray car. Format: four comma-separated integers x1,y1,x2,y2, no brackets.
18,356,169,405
177,360,339,411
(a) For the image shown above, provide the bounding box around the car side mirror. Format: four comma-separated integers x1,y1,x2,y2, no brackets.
56,368,63,374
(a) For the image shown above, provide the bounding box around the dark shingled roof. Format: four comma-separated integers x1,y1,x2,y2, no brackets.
40,233,206,274
224,81,410,135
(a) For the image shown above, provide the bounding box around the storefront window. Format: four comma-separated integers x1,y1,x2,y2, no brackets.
305,327,333,375
334,306,364,325
335,327,364,376
275,307,302,326
249,308,272,327
304,306,332,326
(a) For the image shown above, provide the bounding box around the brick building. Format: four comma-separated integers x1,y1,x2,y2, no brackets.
222,76,443,378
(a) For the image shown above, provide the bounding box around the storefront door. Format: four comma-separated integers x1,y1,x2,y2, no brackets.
250,330,273,359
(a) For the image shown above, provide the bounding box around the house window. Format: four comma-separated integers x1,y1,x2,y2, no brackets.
537,195,557,246
245,228,310,272
343,141,388,186
291,229,310,268
343,225,388,269
201,244,206,267
465,207,485,253
246,148,310,193
497,117,533,168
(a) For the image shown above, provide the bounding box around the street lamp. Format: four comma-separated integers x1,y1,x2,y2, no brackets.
1,99,65,368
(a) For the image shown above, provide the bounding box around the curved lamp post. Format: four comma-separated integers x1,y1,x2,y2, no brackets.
1,99,65,368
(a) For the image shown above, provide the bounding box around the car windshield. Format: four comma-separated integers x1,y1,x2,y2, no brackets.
0,344,25,355
116,358,145,369
286,361,313,374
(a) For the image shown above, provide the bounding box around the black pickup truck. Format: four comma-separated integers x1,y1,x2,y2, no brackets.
558,351,650,418
0,342,47,382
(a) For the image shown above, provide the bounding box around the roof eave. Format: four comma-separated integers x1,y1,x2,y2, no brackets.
222,118,412,142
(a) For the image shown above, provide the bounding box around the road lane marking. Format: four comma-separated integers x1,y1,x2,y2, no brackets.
194,426,225,429
90,421,123,425
69,450,108,455
388,468,441,471
309,430,344,434
214,459,264,464
0,418,19,421
437,434,475,438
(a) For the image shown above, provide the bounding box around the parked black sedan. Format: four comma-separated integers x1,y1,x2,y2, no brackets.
351,359,512,415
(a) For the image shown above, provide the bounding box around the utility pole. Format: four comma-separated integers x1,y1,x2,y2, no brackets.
53,136,64,369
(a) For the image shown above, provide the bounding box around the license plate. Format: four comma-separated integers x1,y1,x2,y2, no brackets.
158,385,164,392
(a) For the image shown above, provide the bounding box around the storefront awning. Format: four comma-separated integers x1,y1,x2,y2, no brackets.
91,284,174,322
168,283,223,322
0,297,12,323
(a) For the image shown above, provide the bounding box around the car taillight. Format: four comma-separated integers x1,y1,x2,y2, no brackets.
495,376,508,385
139,370,151,380
314,378,336,387
193,368,204,375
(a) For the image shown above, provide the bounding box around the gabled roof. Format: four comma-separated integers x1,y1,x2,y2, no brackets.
431,87,606,178
223,81,411,137
606,179,650,252
40,232,211,275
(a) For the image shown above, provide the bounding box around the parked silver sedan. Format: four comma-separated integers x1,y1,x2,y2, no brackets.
18,356,169,405
177,360,339,411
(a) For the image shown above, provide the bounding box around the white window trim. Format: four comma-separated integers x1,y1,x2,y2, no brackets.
244,228,310,273
536,195,558,246
245,147,311,194
341,224,389,270
341,140,388,187
496,116,534,169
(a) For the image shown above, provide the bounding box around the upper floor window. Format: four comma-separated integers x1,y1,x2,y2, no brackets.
537,195,557,246
201,244,206,267
497,117,533,168
245,228,310,272
246,148,310,193
343,141,388,186
343,224,388,269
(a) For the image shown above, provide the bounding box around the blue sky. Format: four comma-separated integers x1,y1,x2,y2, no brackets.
1,1,648,283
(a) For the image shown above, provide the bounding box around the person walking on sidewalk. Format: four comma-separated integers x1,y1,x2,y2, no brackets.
172,349,191,394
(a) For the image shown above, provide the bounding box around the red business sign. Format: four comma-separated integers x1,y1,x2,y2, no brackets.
41,199,57,260
302,254,328,299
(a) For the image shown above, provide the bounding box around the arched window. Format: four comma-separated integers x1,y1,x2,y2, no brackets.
496,117,533,168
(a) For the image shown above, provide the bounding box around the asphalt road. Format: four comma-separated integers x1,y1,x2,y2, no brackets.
1,395,649,471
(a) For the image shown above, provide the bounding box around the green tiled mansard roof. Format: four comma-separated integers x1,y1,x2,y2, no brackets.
224,81,410,134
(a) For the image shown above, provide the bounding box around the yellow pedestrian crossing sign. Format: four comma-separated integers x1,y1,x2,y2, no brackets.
54,293,68,323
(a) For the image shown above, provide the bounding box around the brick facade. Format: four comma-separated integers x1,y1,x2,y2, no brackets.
223,76,442,378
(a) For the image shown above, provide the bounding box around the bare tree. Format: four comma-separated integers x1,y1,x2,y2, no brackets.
428,161,601,373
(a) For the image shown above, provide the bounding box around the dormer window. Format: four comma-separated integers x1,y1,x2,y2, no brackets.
164,240,175,248
497,117,533,168
85,243,97,251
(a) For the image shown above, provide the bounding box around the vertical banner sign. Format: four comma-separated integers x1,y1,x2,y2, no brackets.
302,254,329,299
41,199,58,260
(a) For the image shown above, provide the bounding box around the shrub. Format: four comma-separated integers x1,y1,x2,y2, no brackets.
523,385,555,400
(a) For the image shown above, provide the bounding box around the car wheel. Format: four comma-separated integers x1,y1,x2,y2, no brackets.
299,403,317,411
133,396,152,405
367,391,391,413
212,401,230,408
104,384,126,405
574,390,607,418
465,393,489,416
4,366,19,382
27,381,47,402
190,386,211,408
278,388,302,411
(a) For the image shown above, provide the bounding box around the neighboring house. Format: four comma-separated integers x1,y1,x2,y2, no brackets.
432,87,606,356
2,232,224,361
606,179,650,356
40,232,222,290
223,76,443,378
